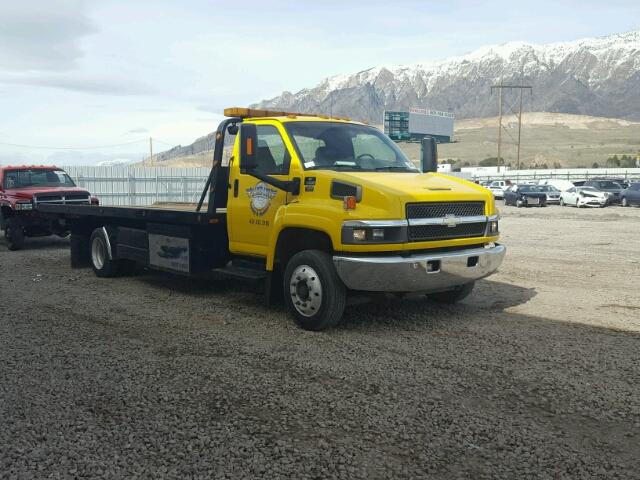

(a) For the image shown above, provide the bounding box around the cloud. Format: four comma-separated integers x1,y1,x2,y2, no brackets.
0,73,153,96
0,1,96,71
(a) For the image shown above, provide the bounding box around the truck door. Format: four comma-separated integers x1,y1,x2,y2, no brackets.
227,123,292,257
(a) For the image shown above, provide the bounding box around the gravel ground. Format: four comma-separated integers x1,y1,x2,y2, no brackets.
1,205,639,479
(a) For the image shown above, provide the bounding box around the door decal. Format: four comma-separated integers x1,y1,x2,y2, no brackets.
246,182,277,216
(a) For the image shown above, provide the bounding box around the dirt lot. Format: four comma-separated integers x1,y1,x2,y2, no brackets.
1,205,639,479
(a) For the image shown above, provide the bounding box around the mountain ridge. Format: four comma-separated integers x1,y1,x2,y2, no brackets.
251,30,640,123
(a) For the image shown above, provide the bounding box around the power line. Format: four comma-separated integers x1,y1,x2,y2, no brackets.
490,83,532,171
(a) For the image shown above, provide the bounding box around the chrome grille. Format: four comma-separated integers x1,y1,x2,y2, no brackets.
408,222,487,242
406,201,485,219
33,192,91,206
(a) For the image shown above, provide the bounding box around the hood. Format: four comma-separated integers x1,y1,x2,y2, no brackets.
581,191,606,198
332,172,491,203
308,171,496,219
6,186,90,199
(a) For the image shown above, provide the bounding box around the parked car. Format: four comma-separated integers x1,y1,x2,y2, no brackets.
583,179,625,204
538,179,575,193
621,182,640,207
488,180,512,199
591,177,630,189
539,185,561,204
560,186,607,208
0,165,97,250
503,184,548,207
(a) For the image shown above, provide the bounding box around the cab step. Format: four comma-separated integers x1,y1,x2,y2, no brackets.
212,263,267,282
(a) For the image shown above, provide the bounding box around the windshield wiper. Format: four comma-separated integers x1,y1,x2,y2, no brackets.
374,166,418,172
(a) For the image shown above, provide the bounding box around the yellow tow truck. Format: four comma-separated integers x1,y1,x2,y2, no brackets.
40,108,505,330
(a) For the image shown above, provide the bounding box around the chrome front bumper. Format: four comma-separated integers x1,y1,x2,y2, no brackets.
333,244,506,292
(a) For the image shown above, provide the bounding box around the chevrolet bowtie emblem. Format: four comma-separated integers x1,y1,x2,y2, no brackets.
443,214,459,228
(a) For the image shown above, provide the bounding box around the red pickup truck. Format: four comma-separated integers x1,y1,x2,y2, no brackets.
0,165,96,250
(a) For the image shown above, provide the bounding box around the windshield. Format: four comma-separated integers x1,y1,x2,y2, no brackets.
580,187,598,192
519,185,544,192
284,122,418,172
596,181,622,189
540,185,559,192
3,169,76,189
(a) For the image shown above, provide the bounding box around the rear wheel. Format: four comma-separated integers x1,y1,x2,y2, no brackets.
5,218,25,251
90,228,119,277
284,250,346,331
427,282,475,304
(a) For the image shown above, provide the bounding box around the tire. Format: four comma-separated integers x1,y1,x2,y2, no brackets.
427,282,475,304
576,199,580,208
284,250,346,331
559,198,565,206
621,197,629,207
5,218,25,251
516,199,523,208
90,228,119,278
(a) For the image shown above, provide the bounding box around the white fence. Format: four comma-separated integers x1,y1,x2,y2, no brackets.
459,168,640,183
61,165,640,207
62,166,211,206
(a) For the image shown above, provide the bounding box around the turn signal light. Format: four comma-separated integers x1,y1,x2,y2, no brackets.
343,196,357,210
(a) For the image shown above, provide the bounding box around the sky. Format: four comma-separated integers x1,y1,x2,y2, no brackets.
0,0,638,165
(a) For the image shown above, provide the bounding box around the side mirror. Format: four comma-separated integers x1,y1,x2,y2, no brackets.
421,136,438,173
240,123,258,173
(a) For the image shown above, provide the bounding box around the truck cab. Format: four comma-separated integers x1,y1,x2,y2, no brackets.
40,108,505,330
0,166,95,250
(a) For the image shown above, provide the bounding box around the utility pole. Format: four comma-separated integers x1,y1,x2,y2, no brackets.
149,137,153,165
516,88,524,171
490,84,532,172
497,82,503,173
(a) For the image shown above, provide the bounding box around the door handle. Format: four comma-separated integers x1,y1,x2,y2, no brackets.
233,179,239,197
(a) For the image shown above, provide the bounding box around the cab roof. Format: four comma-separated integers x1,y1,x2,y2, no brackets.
1,165,60,171
223,107,366,125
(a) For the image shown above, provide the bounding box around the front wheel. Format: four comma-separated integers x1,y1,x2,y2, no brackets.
621,197,629,207
427,282,475,304
284,250,346,331
5,218,25,251
559,198,565,206
516,199,524,208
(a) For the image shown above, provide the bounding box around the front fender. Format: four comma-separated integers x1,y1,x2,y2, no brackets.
266,206,339,270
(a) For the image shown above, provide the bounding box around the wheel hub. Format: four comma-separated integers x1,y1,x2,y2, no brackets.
290,265,322,317
91,237,106,270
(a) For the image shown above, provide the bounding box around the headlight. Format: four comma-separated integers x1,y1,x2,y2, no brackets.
14,201,33,210
342,220,407,244
352,229,367,242
486,215,499,236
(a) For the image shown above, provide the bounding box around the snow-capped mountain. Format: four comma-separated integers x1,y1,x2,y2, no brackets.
251,30,640,123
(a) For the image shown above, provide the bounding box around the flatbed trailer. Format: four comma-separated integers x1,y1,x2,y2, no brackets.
39,108,505,330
